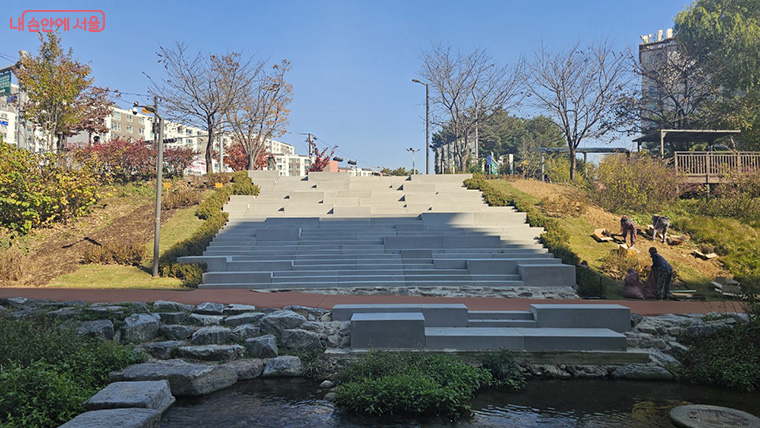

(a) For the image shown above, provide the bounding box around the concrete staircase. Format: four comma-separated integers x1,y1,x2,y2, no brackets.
178,171,576,290
334,303,632,352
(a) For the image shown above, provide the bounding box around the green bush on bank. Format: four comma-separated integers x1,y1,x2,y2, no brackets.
0,316,145,427
334,351,503,419
680,324,760,392
159,171,258,287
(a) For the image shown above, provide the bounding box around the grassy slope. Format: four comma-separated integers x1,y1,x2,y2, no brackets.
45,205,204,289
487,178,727,299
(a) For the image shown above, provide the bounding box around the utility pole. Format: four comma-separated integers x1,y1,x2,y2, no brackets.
412,79,430,174
152,96,164,278
407,147,420,175
307,133,313,157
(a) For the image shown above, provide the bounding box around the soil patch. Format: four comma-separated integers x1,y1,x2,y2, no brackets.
4,201,176,287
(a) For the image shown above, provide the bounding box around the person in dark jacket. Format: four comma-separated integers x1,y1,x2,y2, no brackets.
651,215,670,243
620,215,637,247
649,247,673,300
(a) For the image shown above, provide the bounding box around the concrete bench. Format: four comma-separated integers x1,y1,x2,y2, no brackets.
530,304,631,333
333,303,468,327
350,312,425,349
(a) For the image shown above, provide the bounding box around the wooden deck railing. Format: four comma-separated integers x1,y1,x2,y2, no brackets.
674,152,760,182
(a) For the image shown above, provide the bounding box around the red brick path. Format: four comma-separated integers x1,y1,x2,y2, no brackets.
0,288,743,316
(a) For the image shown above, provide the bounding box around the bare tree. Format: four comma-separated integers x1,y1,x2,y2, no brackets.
527,40,629,180
71,86,118,146
420,44,523,172
226,59,292,170
149,43,254,174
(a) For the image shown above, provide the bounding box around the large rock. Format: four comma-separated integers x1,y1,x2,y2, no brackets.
47,306,80,320
245,335,278,358
84,380,175,413
191,326,231,345
158,312,187,324
224,304,258,315
262,356,303,377
281,329,322,352
160,325,195,340
177,345,245,361
259,310,306,336
110,359,238,396
142,341,184,360
194,302,225,315
223,359,265,380
153,300,194,312
77,320,115,340
224,312,265,327
59,408,161,428
121,313,160,342
188,314,223,326
231,324,260,341
610,364,674,380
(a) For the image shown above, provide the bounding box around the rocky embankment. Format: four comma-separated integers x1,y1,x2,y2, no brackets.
0,297,746,427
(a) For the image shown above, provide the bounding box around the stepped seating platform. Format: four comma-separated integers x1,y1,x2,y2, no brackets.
336,303,631,352
179,172,576,290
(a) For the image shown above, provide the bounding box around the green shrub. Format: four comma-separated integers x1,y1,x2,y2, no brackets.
680,324,760,392
334,351,493,419
160,173,258,286
0,361,88,428
576,267,605,298
594,154,681,213
162,262,205,288
82,242,145,266
479,349,525,390
0,316,145,427
0,144,100,234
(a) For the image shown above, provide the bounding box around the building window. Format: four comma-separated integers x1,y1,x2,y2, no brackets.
113,111,121,120
111,122,121,131
139,117,145,125
187,138,193,145
138,128,144,135
126,114,132,122
126,125,133,133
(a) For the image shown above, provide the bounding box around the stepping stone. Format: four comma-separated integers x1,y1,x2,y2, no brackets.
109,359,238,396
84,380,175,413
59,408,161,428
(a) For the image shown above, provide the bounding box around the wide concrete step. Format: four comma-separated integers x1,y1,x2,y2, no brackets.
468,319,538,328
469,310,534,320
199,279,527,289
424,327,626,351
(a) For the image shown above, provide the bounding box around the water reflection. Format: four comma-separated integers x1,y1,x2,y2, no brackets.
160,378,760,428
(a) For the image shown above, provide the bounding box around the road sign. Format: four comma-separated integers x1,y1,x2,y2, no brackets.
0,71,11,96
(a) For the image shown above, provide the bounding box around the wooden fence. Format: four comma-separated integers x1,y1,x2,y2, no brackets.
674,151,760,183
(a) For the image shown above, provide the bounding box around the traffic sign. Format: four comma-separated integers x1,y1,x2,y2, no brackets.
0,71,11,96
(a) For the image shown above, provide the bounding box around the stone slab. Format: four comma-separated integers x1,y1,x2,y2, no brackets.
84,380,175,414
517,264,576,288
516,327,627,351
350,312,425,349
109,359,238,397
59,408,161,428
425,327,524,350
333,303,468,327
531,304,631,332
256,228,300,241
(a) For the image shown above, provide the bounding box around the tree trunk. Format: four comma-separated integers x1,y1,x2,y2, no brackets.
248,152,254,171
569,146,577,181
205,123,214,175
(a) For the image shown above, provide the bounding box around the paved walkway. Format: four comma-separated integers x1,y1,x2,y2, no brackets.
0,288,743,316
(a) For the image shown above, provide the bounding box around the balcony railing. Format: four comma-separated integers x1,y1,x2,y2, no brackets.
674,151,760,183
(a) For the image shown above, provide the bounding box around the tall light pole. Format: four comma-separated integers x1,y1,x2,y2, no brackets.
406,147,420,175
133,98,164,278
412,79,429,174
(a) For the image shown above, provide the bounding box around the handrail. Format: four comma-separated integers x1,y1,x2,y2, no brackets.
674,151,760,176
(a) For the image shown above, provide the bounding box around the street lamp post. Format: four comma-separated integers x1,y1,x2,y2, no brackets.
133,97,164,278
411,79,429,174
406,147,420,175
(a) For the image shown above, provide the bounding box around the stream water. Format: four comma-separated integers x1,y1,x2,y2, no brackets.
160,378,760,427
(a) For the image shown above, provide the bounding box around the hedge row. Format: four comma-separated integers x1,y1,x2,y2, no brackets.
159,171,259,287
464,175,602,297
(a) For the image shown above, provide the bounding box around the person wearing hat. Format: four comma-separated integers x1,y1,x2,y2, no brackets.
620,215,637,247
649,247,673,300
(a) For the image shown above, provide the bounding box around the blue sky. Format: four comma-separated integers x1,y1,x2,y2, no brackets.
1,0,690,171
